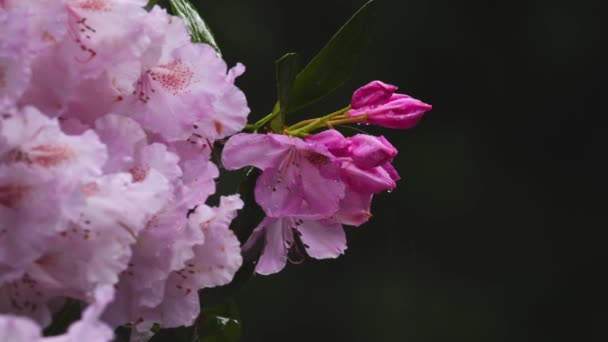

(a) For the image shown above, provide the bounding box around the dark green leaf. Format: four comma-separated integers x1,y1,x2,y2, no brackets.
271,53,300,132
43,299,81,337
276,53,300,112
149,325,200,342
287,0,377,113
145,0,159,9
199,301,241,342
151,323,161,333
113,326,132,342
168,0,221,54
269,101,282,133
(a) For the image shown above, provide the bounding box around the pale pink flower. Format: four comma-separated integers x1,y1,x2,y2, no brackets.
0,8,33,112
1,107,107,285
0,285,115,342
109,196,243,334
1,106,107,179
109,9,249,141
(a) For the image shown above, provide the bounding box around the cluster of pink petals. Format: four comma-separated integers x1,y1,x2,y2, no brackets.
1,0,249,339
347,80,432,129
222,129,400,275
0,286,114,342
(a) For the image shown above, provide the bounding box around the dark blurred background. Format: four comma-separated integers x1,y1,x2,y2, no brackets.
192,0,604,341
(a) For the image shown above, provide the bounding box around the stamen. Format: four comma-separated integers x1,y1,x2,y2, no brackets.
66,6,98,63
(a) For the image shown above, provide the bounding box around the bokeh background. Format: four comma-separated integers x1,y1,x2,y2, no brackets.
188,0,603,341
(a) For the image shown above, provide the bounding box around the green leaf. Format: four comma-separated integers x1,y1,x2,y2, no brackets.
287,0,377,113
113,326,132,342
145,0,159,9
149,325,200,342
168,0,221,54
268,101,282,133
43,299,81,337
271,53,300,132
199,301,241,342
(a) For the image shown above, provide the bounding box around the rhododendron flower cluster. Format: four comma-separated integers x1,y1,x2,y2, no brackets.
1,0,247,339
223,130,401,275
1,0,431,340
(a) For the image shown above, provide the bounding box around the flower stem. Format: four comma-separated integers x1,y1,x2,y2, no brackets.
285,105,351,136
326,115,367,127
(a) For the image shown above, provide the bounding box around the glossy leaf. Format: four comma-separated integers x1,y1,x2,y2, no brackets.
287,0,377,113
149,325,200,342
169,0,221,54
145,0,159,8
271,53,300,132
43,299,81,337
276,53,300,112
199,301,241,342
269,101,282,133
113,326,132,342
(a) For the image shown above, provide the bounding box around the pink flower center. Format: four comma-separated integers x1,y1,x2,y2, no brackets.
134,60,194,102
6,275,42,314
81,182,99,196
75,0,111,12
0,184,30,207
3,145,73,168
305,152,330,167
29,145,72,167
129,166,148,182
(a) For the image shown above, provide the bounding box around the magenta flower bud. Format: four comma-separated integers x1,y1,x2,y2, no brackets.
305,129,351,156
380,162,401,182
348,134,397,169
347,94,432,129
350,80,397,109
340,160,396,193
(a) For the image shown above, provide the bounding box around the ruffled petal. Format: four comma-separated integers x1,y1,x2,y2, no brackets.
222,133,291,171
296,220,346,259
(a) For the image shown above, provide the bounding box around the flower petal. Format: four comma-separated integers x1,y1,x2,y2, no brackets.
296,220,346,259
255,218,291,276
255,165,303,218
222,133,291,171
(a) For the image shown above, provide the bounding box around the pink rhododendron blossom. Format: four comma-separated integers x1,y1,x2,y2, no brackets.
107,196,244,335
223,133,345,219
0,8,33,112
0,0,429,337
1,1,249,338
0,106,107,285
348,80,432,129
0,285,115,342
242,217,346,275
223,130,399,275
